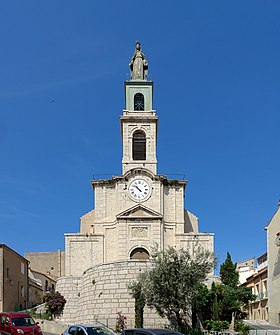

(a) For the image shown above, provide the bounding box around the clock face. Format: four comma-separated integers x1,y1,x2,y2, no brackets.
128,179,150,201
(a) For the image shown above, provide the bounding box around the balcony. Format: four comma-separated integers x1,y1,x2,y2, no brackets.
257,260,268,271
255,291,268,301
262,291,268,299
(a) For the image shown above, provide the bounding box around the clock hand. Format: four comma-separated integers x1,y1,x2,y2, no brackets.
134,185,142,192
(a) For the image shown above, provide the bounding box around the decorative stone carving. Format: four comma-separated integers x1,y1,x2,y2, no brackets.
129,41,148,80
131,226,148,238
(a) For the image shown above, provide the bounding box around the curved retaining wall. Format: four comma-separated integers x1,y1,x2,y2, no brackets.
56,260,164,328
35,319,68,335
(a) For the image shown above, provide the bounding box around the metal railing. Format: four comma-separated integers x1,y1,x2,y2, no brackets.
202,332,238,335
249,330,280,335
255,292,268,301
92,174,120,180
91,173,186,181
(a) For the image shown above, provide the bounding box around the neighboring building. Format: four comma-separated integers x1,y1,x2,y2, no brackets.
237,257,256,285
242,253,268,322
0,244,29,312
265,201,280,326
24,249,65,280
31,269,56,292
28,269,57,307
28,271,43,308
56,42,215,327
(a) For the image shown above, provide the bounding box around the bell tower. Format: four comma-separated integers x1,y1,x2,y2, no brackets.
121,41,158,175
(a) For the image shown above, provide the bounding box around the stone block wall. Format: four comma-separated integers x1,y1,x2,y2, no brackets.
56,276,81,322
56,260,165,328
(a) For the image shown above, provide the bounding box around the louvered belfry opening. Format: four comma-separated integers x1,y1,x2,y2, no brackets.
134,93,144,111
133,131,146,160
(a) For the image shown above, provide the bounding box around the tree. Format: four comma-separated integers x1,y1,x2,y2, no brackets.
211,282,219,321
42,290,66,319
128,274,146,328
219,285,254,329
220,252,239,288
191,283,212,329
130,246,215,332
219,253,255,329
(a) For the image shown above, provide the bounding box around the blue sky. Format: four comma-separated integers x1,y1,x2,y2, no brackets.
1,1,279,269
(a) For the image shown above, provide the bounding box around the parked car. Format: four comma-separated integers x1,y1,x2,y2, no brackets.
121,329,183,335
0,312,43,335
62,324,116,335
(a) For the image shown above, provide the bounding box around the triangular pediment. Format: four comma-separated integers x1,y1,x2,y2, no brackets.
117,204,162,219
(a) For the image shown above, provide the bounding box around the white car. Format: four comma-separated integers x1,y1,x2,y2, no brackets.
62,324,116,335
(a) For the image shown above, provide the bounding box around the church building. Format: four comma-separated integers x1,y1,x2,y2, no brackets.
56,42,215,327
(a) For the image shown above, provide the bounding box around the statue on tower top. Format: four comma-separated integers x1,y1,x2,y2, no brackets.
129,41,148,80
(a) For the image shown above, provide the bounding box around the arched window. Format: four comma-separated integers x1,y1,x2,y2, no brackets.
133,131,146,160
130,248,149,260
134,93,144,111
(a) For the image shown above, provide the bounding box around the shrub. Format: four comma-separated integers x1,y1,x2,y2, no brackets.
42,291,66,319
115,311,127,333
205,320,229,331
235,321,251,335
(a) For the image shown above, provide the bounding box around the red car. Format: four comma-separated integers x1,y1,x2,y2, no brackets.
0,312,43,335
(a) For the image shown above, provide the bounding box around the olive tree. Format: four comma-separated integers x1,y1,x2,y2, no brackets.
129,246,215,332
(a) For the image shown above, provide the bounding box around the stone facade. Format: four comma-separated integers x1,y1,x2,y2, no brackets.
65,172,214,279
56,47,215,327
